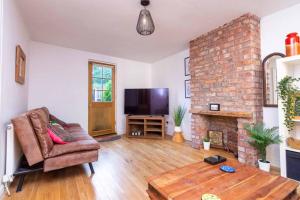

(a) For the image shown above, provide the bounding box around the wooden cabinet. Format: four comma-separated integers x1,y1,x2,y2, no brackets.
126,115,165,139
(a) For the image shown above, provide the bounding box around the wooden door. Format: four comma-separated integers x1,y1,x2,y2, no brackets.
88,61,116,136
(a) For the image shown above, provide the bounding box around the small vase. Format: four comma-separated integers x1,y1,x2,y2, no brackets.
172,126,184,143
203,142,210,150
258,160,270,172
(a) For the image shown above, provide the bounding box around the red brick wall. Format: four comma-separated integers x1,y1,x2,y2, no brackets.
189,14,262,165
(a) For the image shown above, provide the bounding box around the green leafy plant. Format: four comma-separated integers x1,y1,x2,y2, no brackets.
278,76,300,132
244,123,281,163
203,137,210,142
173,105,187,127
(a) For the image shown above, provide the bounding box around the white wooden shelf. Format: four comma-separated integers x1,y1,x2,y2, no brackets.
279,55,300,66
285,146,300,154
277,55,300,179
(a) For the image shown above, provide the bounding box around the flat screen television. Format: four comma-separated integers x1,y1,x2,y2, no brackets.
124,88,169,115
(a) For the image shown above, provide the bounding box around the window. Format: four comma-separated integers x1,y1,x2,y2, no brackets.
92,64,112,102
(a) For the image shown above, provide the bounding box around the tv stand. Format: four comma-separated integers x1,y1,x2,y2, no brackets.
126,115,165,139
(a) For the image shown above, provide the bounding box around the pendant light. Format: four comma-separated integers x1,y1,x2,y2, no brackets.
136,0,155,36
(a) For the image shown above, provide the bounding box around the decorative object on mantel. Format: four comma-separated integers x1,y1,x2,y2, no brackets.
278,76,300,132
285,32,300,57
184,57,190,76
262,53,285,107
184,80,191,98
209,103,220,111
203,136,210,150
136,0,155,36
15,45,26,84
172,105,186,143
244,122,281,172
208,130,223,149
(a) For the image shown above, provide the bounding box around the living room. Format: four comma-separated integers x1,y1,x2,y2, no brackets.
1,0,300,199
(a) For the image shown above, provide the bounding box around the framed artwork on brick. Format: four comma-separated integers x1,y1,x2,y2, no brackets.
185,80,191,98
15,45,26,85
208,130,223,148
184,57,190,76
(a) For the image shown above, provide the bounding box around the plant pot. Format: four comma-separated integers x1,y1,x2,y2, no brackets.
258,160,270,172
174,126,181,132
172,132,185,143
203,141,210,150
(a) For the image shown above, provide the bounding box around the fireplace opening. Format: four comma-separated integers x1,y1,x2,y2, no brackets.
208,116,238,158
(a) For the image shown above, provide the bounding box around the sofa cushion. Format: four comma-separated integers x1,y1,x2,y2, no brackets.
47,128,67,144
11,116,44,166
29,112,53,158
48,139,100,158
49,114,67,127
48,124,76,142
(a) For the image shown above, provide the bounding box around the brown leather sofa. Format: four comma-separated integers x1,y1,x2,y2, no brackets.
11,107,100,192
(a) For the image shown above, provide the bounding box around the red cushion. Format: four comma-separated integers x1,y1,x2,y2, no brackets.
47,128,67,144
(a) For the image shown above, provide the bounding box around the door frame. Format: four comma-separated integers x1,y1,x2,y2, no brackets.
88,60,116,136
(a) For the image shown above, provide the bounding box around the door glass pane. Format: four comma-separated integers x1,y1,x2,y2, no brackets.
92,78,103,90
93,90,102,102
93,65,102,77
92,64,112,102
103,67,112,79
102,79,111,90
102,90,112,102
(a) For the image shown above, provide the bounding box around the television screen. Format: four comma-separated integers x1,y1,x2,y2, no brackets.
124,88,169,115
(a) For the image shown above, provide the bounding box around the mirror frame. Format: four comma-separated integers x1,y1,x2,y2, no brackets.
262,52,285,107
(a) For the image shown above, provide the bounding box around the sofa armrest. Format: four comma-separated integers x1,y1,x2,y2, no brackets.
48,140,100,158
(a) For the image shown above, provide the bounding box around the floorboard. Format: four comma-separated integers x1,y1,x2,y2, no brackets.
2,137,238,200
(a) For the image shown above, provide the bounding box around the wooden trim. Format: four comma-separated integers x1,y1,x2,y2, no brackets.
190,109,252,118
262,52,285,107
88,61,116,136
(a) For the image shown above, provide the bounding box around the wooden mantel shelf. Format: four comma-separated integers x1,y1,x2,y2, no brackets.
190,109,252,118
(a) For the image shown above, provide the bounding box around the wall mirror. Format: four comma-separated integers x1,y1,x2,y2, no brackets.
262,52,285,107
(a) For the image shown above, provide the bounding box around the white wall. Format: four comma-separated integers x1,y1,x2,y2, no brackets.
0,0,31,194
28,42,151,135
151,49,191,140
261,3,300,167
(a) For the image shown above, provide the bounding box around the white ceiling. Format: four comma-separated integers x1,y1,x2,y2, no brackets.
16,0,300,63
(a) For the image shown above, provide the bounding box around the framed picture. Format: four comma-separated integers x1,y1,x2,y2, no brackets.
15,45,26,84
208,130,223,148
185,80,191,98
209,103,220,111
184,57,190,76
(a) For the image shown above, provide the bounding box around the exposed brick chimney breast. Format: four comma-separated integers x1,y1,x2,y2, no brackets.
189,14,262,165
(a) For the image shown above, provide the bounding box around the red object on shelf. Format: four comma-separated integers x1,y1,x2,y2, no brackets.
285,32,300,57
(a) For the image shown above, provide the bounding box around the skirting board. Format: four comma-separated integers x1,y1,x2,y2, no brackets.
0,184,4,198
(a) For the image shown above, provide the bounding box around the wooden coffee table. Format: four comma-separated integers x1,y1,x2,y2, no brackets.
147,160,299,200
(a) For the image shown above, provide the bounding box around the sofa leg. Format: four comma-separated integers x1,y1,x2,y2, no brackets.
16,175,25,192
88,163,95,174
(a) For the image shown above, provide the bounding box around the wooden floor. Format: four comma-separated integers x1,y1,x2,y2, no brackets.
3,137,237,200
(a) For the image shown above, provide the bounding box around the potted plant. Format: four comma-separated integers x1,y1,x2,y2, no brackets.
244,122,281,172
278,76,300,132
172,105,187,143
203,136,210,150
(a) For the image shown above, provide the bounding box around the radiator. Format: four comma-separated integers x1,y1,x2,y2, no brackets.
3,123,21,195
